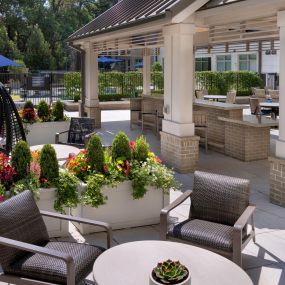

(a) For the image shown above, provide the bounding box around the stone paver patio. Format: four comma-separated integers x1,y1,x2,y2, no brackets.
2,110,283,285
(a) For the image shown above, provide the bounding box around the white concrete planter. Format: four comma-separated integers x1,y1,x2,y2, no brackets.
72,181,169,234
149,270,191,285
36,188,69,238
26,121,70,146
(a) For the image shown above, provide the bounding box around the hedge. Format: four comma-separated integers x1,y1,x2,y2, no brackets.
64,70,263,100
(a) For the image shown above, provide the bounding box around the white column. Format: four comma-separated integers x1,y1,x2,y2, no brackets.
162,23,195,137
84,42,99,108
143,48,151,95
276,11,285,158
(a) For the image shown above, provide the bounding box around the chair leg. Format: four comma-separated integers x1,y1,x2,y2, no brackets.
233,231,242,267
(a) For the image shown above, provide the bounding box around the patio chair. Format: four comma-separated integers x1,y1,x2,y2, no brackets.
226,91,236,104
193,111,208,152
55,117,96,147
141,99,157,133
0,190,112,285
249,97,271,115
267,90,279,102
160,171,256,267
252,88,266,102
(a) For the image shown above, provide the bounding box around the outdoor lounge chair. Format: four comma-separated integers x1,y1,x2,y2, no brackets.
160,171,256,267
0,190,112,285
55,117,96,147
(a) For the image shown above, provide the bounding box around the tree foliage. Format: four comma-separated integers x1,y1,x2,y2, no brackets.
0,0,117,70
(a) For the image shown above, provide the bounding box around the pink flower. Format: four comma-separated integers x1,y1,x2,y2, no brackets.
130,141,135,150
0,195,4,203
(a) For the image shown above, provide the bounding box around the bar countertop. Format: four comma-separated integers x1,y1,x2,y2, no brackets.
194,99,246,110
218,115,279,128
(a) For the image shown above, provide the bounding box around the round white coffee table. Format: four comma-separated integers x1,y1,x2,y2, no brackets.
93,241,253,285
30,144,80,161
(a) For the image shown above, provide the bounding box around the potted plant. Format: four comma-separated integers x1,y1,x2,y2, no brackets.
20,99,70,146
150,260,191,285
67,132,179,234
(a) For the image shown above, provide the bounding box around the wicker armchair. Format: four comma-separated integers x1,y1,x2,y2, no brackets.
160,171,256,267
0,191,112,285
226,91,236,104
55,117,96,148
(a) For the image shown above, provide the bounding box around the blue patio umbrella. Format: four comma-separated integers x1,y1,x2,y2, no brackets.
98,56,123,63
0,55,21,67
134,62,143,69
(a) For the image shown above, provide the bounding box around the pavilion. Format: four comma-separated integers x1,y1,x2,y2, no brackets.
68,0,285,205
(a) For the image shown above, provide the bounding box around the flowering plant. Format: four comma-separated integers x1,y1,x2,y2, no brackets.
20,108,37,123
0,153,17,187
65,133,180,207
0,183,5,202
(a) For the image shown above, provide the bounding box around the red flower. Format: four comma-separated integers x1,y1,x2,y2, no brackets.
155,156,162,164
0,196,4,203
104,165,108,173
130,141,135,150
124,169,129,175
40,177,48,183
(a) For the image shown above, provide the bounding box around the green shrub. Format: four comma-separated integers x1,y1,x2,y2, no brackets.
133,136,149,162
37,100,50,121
74,94,80,102
152,61,163,72
12,174,40,199
87,134,104,173
64,72,81,100
39,144,59,182
54,171,80,213
52,100,64,121
112,132,131,161
24,100,34,109
11,140,32,180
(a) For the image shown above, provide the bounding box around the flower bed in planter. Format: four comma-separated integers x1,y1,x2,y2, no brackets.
66,133,179,234
19,99,69,146
72,181,169,234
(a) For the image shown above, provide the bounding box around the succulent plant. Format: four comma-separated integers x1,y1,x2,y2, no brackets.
152,260,189,284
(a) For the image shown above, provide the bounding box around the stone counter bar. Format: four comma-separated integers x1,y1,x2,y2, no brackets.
219,116,279,161
193,100,246,151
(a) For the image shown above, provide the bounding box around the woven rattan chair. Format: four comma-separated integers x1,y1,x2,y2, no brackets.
249,97,261,114
252,88,266,102
268,90,279,102
55,117,96,147
160,171,256,267
0,191,112,285
193,111,208,152
226,91,236,104
195,90,204,100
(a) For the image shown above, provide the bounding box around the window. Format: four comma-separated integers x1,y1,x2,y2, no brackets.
239,54,257,71
216,55,231,71
195,57,211,71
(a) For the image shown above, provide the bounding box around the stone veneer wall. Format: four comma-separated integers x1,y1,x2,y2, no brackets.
193,106,242,151
269,157,285,207
161,132,200,173
224,122,270,161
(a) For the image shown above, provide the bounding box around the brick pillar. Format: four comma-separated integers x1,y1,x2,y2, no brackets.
269,11,285,207
161,23,199,173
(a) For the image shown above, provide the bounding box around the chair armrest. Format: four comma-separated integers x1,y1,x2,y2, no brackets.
234,205,256,232
0,236,75,285
55,130,69,144
40,210,112,248
160,190,192,240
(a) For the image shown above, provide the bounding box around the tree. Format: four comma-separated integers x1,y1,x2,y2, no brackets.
0,25,22,60
25,25,55,71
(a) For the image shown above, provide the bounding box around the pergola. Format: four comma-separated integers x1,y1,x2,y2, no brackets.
68,0,285,177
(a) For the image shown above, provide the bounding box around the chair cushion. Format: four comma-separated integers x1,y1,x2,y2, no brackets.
0,191,49,270
6,241,105,284
191,171,250,226
168,219,234,252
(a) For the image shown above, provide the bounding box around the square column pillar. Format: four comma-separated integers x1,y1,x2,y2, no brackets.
84,42,101,128
143,48,151,95
276,11,285,158
270,11,285,207
161,23,199,173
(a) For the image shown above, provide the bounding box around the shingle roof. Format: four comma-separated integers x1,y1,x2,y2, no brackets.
68,0,247,41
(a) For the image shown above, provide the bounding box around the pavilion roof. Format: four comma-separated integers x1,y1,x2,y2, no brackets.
68,0,247,41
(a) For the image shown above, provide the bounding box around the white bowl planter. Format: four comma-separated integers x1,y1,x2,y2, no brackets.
149,271,191,285
36,188,69,238
26,121,70,146
72,181,169,234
